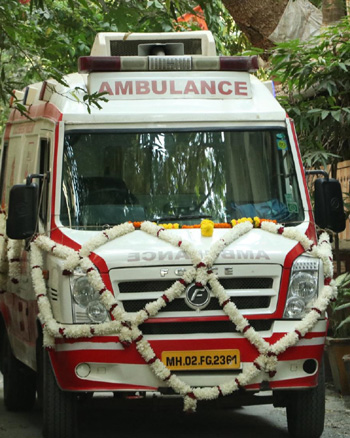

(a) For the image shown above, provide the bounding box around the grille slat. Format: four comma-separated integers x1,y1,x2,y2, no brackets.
118,277,273,293
140,320,272,335
119,280,175,293
123,296,270,313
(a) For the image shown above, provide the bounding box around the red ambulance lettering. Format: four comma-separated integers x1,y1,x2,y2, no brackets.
99,81,114,95
200,80,216,94
184,80,200,95
98,79,249,97
218,81,232,95
235,81,248,96
152,80,167,95
169,80,182,94
115,81,133,95
136,81,150,94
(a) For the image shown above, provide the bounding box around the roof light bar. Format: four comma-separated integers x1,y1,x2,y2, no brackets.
79,56,121,73
219,56,259,72
149,56,191,71
78,55,259,73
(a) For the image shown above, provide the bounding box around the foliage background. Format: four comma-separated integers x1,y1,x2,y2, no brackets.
269,18,350,169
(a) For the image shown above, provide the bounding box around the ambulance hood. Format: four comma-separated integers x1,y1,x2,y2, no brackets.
61,225,308,272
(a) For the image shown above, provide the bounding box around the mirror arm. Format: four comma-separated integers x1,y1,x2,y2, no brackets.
26,171,50,186
305,169,329,180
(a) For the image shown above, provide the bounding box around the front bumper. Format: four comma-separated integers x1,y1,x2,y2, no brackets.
50,320,327,393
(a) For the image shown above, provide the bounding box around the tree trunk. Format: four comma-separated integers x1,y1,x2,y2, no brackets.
322,0,346,25
222,0,289,48
222,0,346,48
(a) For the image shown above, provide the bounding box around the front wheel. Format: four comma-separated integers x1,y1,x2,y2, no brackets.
2,332,36,411
43,350,77,438
286,359,325,438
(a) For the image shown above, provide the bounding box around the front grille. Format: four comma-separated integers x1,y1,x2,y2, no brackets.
110,39,202,56
119,277,273,314
123,296,270,313
140,320,272,335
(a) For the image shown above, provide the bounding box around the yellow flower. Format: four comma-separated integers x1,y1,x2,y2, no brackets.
253,217,261,228
159,223,180,229
236,217,253,225
201,219,214,237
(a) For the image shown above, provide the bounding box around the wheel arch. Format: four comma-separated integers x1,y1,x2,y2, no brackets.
35,318,44,369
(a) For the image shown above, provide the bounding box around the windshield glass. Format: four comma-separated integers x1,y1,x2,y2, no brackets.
60,129,304,229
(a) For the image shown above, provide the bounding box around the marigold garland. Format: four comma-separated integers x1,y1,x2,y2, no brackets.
0,215,337,413
130,217,276,230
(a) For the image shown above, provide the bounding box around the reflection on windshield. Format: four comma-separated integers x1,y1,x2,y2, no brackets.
60,129,304,229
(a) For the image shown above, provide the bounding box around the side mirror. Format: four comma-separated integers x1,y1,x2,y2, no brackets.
314,177,346,233
6,183,39,239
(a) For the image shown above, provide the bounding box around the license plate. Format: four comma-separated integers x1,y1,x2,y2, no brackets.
161,349,240,371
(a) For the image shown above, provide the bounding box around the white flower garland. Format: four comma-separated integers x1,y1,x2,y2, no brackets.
1,217,336,412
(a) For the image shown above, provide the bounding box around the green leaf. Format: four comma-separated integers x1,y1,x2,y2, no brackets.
336,273,350,286
338,62,348,71
337,316,350,330
77,0,90,9
331,110,341,122
307,108,322,114
334,303,350,311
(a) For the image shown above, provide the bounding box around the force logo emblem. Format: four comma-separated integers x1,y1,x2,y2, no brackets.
184,283,211,310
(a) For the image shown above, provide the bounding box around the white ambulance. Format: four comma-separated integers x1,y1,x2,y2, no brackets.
0,31,345,438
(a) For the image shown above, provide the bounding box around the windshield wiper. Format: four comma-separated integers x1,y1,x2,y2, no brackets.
152,214,212,222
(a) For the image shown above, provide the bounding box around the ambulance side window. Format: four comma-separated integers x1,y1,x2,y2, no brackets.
0,142,9,209
39,139,50,223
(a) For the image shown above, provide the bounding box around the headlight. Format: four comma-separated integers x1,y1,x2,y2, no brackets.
70,269,109,324
290,272,317,300
284,256,320,319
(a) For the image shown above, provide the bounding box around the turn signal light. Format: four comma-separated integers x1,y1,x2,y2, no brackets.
79,56,122,73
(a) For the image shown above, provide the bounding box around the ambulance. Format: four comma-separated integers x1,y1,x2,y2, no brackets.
0,31,345,438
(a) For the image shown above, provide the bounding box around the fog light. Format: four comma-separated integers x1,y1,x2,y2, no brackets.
76,363,91,378
284,297,305,318
87,300,108,323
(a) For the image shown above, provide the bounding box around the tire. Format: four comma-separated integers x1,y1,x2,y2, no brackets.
36,335,44,410
42,349,77,438
286,360,325,438
2,332,36,411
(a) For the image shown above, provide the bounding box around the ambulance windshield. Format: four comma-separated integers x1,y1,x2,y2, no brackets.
60,129,304,229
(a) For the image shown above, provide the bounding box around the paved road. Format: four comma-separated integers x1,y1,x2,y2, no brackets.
1,372,349,438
